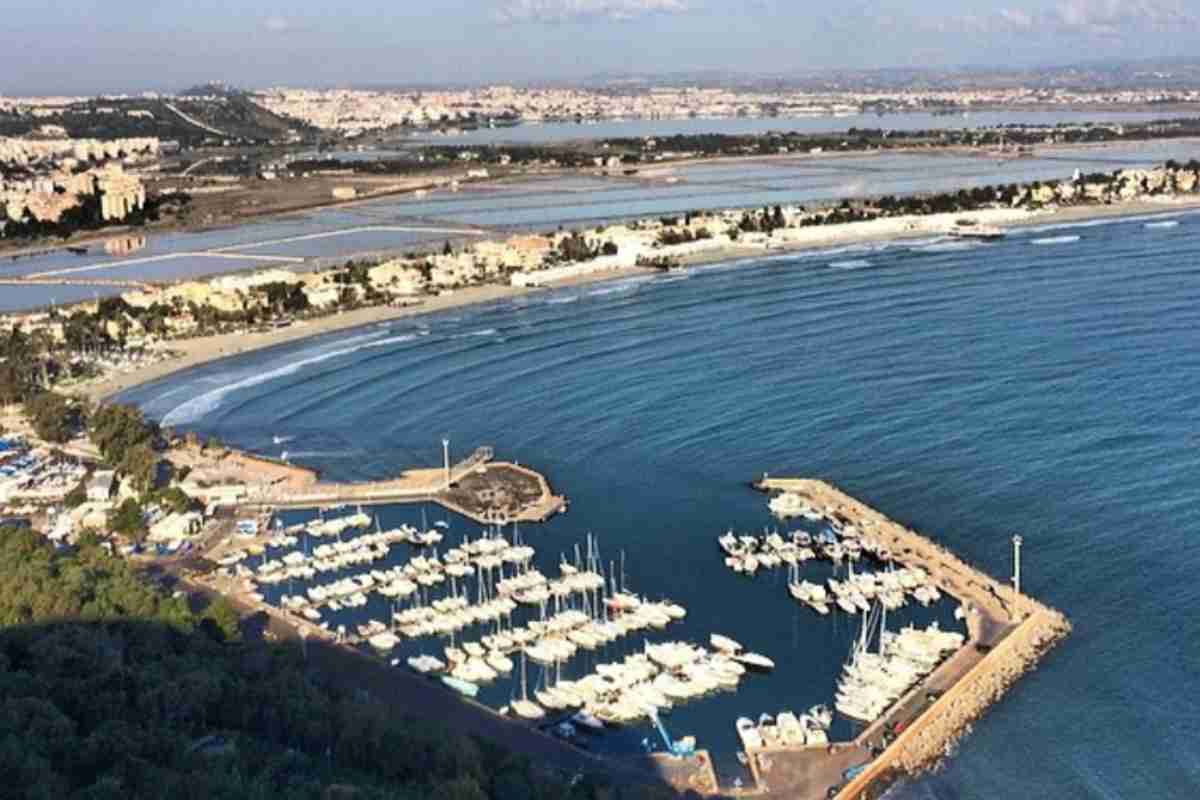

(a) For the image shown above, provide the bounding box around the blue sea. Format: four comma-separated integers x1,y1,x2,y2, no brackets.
122,211,1200,798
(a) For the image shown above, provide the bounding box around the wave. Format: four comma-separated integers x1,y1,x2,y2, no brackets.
910,240,980,254
451,328,498,339
362,333,419,349
280,450,356,459
160,331,393,426
829,259,871,269
1021,207,1200,235
587,280,645,297
544,294,580,304
271,435,294,445
1145,220,1180,229
1031,235,1080,246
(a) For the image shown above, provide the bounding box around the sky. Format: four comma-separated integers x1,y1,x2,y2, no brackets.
3,0,1200,94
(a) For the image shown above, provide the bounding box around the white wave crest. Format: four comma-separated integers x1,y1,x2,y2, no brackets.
1031,235,1080,246
160,332,390,426
1145,220,1179,229
451,328,498,339
912,240,980,254
587,279,646,297
829,259,871,269
362,333,418,349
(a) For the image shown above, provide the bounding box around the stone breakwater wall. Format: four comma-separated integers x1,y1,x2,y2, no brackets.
894,610,1068,773
837,609,1070,800
795,475,1074,799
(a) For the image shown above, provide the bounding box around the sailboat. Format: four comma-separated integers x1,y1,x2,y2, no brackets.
510,650,545,720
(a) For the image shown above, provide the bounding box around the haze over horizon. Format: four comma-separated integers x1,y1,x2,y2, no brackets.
5,0,1200,95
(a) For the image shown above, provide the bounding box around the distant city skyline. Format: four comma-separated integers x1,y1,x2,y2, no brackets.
4,0,1200,95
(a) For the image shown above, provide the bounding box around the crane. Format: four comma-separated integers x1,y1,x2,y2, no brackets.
648,708,696,757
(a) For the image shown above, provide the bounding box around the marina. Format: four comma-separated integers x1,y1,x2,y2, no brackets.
194,468,1067,799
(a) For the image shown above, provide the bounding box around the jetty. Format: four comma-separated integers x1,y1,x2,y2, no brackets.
730,477,1071,799
244,446,566,524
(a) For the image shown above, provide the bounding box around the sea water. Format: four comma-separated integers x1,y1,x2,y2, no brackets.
123,212,1200,798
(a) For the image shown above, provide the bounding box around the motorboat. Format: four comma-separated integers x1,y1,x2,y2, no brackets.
710,634,742,654
733,652,775,671
441,676,479,698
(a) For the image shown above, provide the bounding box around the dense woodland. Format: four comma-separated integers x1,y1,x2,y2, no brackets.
0,527,670,800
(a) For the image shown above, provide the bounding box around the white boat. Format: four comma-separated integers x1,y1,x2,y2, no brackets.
486,652,514,673
733,652,775,671
710,634,742,654
511,698,545,719
736,716,763,750
948,222,1004,240
407,654,445,674
571,710,605,731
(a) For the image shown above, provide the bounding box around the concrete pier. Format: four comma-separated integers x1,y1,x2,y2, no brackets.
244,448,566,524
736,478,1071,799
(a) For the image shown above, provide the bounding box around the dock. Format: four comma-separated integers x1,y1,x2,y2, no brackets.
731,477,1071,799
245,446,566,524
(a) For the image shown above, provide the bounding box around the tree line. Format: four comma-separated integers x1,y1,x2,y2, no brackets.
0,526,671,800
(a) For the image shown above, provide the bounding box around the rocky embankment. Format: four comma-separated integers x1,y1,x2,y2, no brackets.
888,609,1071,775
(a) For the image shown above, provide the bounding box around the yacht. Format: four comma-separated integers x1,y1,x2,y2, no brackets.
710,633,742,654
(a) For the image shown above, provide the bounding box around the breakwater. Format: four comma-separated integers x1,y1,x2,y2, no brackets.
750,479,1070,799
245,449,566,524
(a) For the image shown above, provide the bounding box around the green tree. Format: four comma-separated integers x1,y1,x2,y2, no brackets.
118,442,160,494
107,498,147,541
25,392,77,444
90,403,157,464
201,596,242,642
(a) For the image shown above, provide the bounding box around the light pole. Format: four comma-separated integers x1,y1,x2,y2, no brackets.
442,438,450,490
1012,534,1023,597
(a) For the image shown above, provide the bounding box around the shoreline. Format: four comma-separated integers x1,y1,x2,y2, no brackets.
8,131,1200,263
78,194,1200,404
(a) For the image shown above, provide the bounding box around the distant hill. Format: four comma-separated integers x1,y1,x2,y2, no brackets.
0,94,310,146
177,81,244,99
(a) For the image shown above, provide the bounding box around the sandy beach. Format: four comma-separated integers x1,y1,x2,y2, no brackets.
76,194,1200,404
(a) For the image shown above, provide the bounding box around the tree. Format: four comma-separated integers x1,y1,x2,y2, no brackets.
90,403,156,464
154,486,195,514
25,392,77,444
443,240,453,256
64,483,86,509
118,442,160,494
107,498,147,541
201,596,242,642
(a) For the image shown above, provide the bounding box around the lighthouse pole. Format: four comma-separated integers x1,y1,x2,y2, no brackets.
442,438,451,489
1012,534,1023,597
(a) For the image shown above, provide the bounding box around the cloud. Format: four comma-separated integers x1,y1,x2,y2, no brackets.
939,0,1200,37
496,0,691,24
262,16,293,33
1048,0,1198,35
997,8,1034,29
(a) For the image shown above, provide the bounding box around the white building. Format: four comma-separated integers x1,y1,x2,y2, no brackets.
86,470,115,504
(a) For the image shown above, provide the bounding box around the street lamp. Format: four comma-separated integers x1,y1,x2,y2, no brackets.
1012,534,1023,597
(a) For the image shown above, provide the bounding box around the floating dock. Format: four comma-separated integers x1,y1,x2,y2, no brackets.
731,477,1071,799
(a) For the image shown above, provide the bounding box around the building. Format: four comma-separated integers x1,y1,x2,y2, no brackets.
148,511,203,543
86,470,115,504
